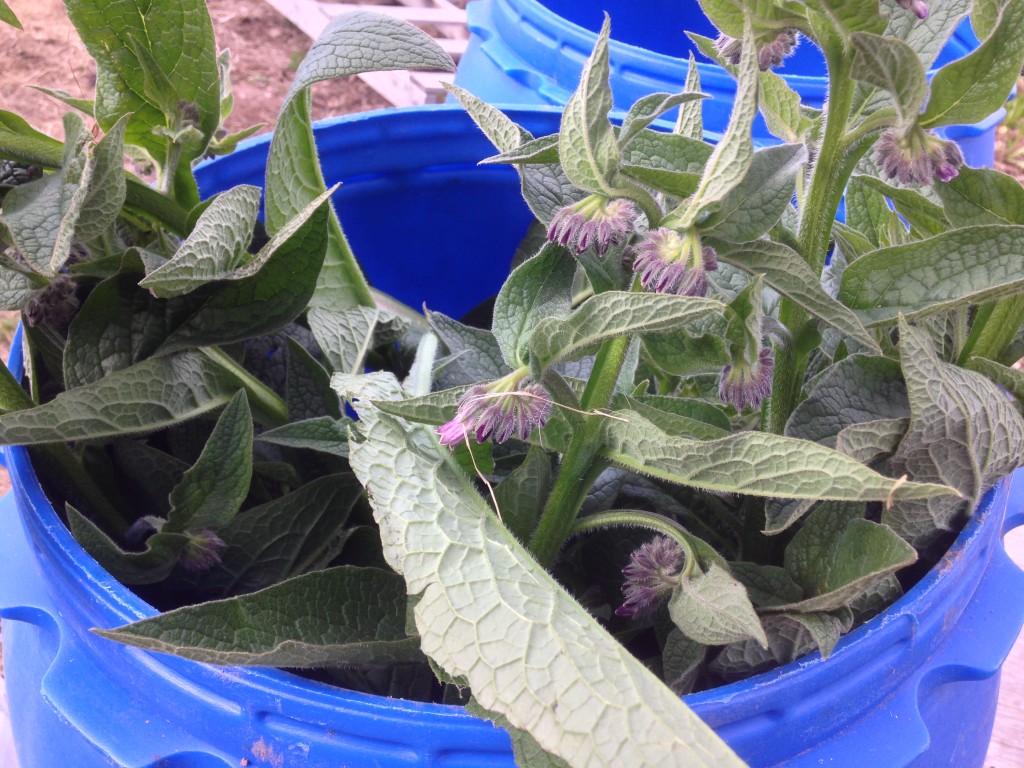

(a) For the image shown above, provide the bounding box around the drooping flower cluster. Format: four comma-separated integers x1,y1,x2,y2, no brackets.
874,127,964,185
715,29,800,71
896,0,929,20
437,377,553,447
547,194,638,256
631,227,718,297
718,346,775,412
616,535,684,618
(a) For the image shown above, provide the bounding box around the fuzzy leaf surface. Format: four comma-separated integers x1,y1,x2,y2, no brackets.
340,373,745,768
934,166,1024,227
0,350,239,444
529,292,723,372
97,566,420,667
668,563,767,647
839,225,1024,325
885,319,1024,546
601,411,953,502
140,185,262,297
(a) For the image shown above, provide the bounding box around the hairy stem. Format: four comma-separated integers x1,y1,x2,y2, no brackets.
529,335,630,567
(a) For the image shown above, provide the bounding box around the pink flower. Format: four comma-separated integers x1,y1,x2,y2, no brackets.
437,380,553,447
896,0,928,19
548,195,639,256
179,529,226,572
616,536,684,618
874,128,964,186
719,347,775,412
631,228,718,297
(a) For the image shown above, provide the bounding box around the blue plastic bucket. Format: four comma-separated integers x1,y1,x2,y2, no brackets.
1,106,1023,767
455,0,1005,167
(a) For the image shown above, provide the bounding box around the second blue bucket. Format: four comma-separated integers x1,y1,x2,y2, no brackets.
455,0,1005,167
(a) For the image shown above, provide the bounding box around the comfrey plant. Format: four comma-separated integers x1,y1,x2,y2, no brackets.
0,0,1023,765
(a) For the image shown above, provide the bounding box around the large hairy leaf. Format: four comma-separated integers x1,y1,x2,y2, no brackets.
266,12,452,313
338,372,745,768
885,319,1024,547
601,411,955,502
65,0,219,163
0,350,240,444
839,225,1024,325
97,567,421,667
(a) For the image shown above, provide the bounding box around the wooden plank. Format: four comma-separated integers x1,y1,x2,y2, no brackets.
262,0,331,39
985,526,1024,767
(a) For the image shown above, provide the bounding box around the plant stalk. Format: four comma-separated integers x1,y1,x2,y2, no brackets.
959,296,1024,365
199,346,289,428
529,335,629,567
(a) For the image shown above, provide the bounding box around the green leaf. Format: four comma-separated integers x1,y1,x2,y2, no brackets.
933,166,1024,227
493,244,576,368
852,175,949,237
849,32,927,129
0,0,21,28
780,502,916,613
709,614,819,681
256,416,350,458
286,337,342,421
0,109,63,167
919,0,1024,129
465,699,573,768
839,225,1024,326
1,114,91,276
140,185,263,297
0,349,240,444
620,394,731,439
674,55,704,140
601,410,955,502
885,319,1024,547
668,563,768,647
307,305,381,375
678,19,759,226
493,446,552,543
75,114,128,242
481,134,560,166
973,0,1008,40
266,95,372,313
68,505,190,585
29,87,94,116
444,84,583,225
156,188,333,354
96,566,421,667
340,373,746,768
698,143,806,242
966,356,1024,406
758,71,809,142
844,176,895,248
783,611,847,658
696,0,806,39
729,562,804,608
182,474,364,597
528,292,724,373
165,391,252,532
619,131,713,198
714,240,880,352
785,355,910,447
642,328,730,376
374,386,465,426
65,0,219,163
661,629,706,695
428,310,509,386
834,418,909,465
558,16,622,196
618,92,707,148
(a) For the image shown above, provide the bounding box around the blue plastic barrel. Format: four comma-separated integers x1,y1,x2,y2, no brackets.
455,0,1005,167
1,106,1023,767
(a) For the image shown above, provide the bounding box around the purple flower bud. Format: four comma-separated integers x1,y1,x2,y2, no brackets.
616,536,684,619
632,228,717,297
715,34,743,66
719,347,775,412
874,128,965,186
179,529,226,572
896,0,928,19
757,30,799,71
437,380,553,447
547,195,638,256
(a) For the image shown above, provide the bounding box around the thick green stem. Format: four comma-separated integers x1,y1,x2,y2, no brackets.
766,53,856,434
529,335,630,567
960,296,1024,365
199,346,289,428
571,509,698,577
